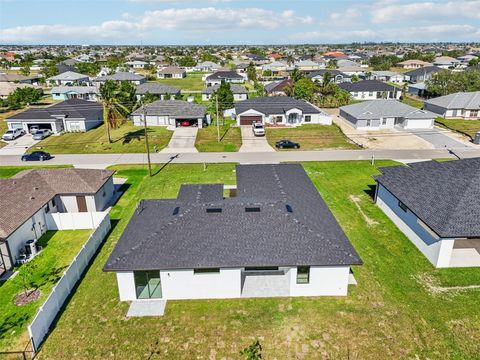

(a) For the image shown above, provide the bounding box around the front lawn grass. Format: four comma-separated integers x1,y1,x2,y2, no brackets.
156,73,205,91
266,124,359,150
36,161,480,359
435,117,480,140
0,230,92,351
28,123,173,154
195,119,242,152
401,95,424,109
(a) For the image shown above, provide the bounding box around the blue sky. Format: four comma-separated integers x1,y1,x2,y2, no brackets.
1,0,479,45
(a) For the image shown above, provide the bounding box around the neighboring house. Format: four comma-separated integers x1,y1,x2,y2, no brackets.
404,66,443,83
407,82,429,98
234,96,331,126
47,71,90,86
104,164,362,301
205,71,245,86
339,100,436,130
126,60,148,69
6,98,103,133
424,91,480,119
369,71,405,84
0,74,40,85
337,66,365,76
294,60,322,71
51,86,98,101
135,83,181,100
194,61,221,72
157,66,186,79
396,60,433,69
131,100,208,128
0,169,115,275
339,80,400,100
264,79,292,96
0,82,35,99
201,84,248,102
262,61,289,74
433,56,460,70
374,159,480,268
94,72,146,87
306,70,352,83
235,63,249,74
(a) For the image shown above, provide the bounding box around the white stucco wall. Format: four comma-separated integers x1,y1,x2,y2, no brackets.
58,195,96,213
289,266,350,296
376,184,454,267
403,118,434,129
94,178,115,211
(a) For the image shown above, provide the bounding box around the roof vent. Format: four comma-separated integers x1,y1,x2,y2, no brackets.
245,207,260,213
206,207,222,213
33,186,39,191
172,207,180,215
30,196,35,200
285,204,293,213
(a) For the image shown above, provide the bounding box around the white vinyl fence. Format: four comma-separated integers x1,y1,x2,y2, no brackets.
45,211,107,230
28,213,111,352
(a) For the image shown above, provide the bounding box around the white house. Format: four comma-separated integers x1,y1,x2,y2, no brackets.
194,61,221,72
424,91,480,120
375,159,480,268
234,96,332,126
201,84,248,102
157,66,186,79
125,60,148,69
51,86,98,101
47,71,90,86
0,169,115,275
204,71,245,86
339,80,401,100
104,164,362,302
339,100,436,130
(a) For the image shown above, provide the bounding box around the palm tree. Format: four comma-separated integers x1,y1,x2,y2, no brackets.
99,80,130,143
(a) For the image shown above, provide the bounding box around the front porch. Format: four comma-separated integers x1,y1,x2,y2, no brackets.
449,239,480,267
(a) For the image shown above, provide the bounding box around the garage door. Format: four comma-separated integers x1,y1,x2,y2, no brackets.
239,116,262,125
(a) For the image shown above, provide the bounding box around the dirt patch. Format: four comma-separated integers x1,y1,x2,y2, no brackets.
14,289,41,306
415,274,480,295
349,195,378,226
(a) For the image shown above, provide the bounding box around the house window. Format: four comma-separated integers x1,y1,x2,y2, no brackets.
382,118,387,125
134,271,162,299
304,115,311,123
194,268,220,274
45,204,50,213
366,120,372,127
369,92,374,97
470,110,478,118
398,200,408,212
296,266,310,284
51,197,56,207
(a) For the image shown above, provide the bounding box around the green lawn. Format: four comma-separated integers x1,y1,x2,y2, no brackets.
0,230,92,351
195,119,242,152
157,73,205,91
401,95,424,109
28,123,173,154
435,117,480,139
266,124,359,150
32,161,480,359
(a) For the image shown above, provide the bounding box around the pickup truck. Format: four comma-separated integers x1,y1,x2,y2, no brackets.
2,128,25,141
252,122,265,136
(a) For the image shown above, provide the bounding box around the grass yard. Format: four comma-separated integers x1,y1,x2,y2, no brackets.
266,124,359,150
195,119,242,152
32,161,480,359
28,123,173,154
157,73,205,91
0,230,92,351
401,95,424,109
435,117,480,140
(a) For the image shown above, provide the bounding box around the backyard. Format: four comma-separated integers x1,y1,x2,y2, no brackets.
195,118,242,152
435,117,480,140
11,161,476,359
157,73,205,91
266,124,359,150
28,123,173,154
0,229,92,351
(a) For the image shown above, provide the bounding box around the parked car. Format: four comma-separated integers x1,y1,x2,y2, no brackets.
21,151,52,162
32,129,52,140
275,139,300,149
252,122,265,136
29,125,40,134
2,128,25,141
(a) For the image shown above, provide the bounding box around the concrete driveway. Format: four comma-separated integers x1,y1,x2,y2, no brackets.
408,128,471,149
239,126,275,152
0,134,40,155
161,127,198,153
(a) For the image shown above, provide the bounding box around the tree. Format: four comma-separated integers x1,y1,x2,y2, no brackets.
177,55,196,67
351,74,359,83
427,69,480,96
99,80,130,143
76,61,101,76
327,59,337,69
19,64,31,76
240,340,262,360
40,61,59,81
211,80,234,125
247,62,257,82
293,77,316,101
253,81,265,98
142,91,159,105
7,87,43,109
18,261,38,297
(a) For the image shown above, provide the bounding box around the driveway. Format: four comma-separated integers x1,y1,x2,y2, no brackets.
408,128,471,149
0,134,40,155
161,127,198,153
239,126,275,152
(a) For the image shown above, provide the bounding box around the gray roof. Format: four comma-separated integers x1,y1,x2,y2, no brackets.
339,80,397,92
50,86,97,95
202,84,247,95
104,164,362,271
424,91,480,110
7,99,102,122
157,66,185,74
404,66,442,77
47,71,89,81
264,79,291,93
340,100,436,120
235,96,323,116
95,72,145,81
206,71,244,82
132,100,206,118
306,70,349,79
375,158,480,238
136,83,180,95
0,169,114,239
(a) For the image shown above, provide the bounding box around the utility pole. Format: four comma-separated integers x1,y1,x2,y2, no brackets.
142,100,152,177
216,94,220,143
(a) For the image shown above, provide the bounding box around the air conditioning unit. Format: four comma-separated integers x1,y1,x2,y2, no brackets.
25,239,37,258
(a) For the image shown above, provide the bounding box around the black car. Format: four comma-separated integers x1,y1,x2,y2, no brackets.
21,151,52,161
275,139,300,149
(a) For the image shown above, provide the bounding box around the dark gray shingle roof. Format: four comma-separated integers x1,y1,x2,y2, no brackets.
375,158,480,238
234,96,322,116
7,99,102,121
206,71,244,82
104,164,362,271
339,80,396,92
131,100,206,118
202,84,247,95
136,82,180,95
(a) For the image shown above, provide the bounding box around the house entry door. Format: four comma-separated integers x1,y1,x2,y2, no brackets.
76,196,88,212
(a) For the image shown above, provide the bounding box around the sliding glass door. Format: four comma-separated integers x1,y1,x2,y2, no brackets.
134,271,162,299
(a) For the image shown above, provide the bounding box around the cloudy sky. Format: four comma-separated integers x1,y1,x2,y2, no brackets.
1,0,479,45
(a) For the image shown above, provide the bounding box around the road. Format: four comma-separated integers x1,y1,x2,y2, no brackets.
2,148,480,168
